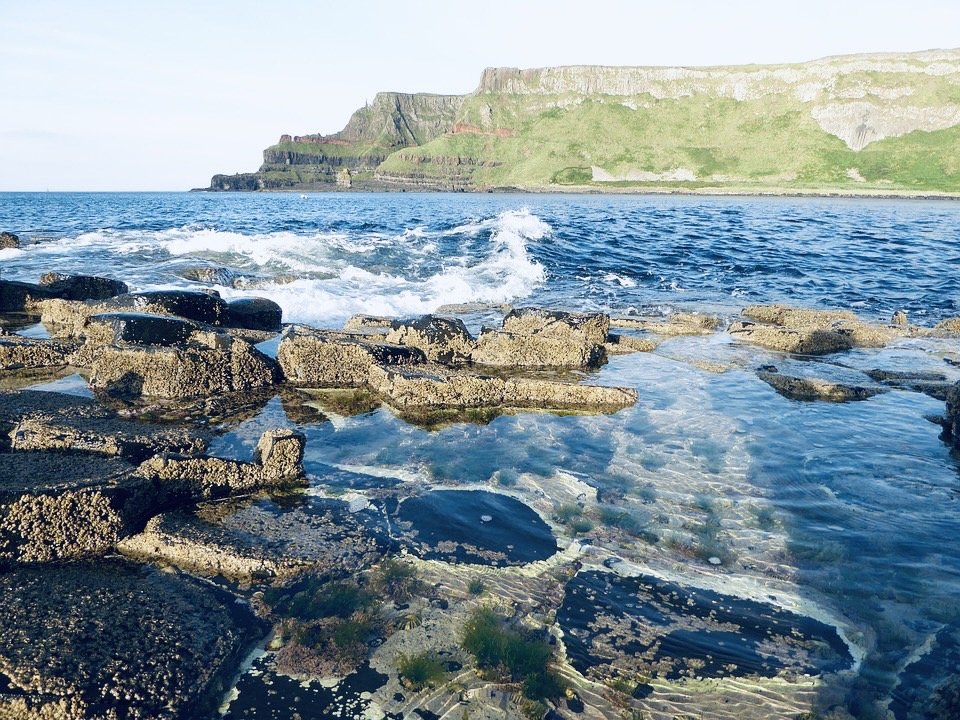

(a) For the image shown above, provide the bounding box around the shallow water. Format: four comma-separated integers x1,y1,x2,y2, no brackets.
4,192,960,718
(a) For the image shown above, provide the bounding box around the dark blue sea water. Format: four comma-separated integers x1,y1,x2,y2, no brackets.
3,192,960,719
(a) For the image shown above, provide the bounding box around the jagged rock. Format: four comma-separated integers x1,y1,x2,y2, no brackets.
343,314,394,332
89,334,278,399
84,311,200,346
944,381,960,449
225,296,283,331
0,231,19,249
0,452,154,563
867,369,953,400
739,304,901,350
0,279,51,312
38,272,129,301
118,495,386,582
2,389,208,461
936,317,960,334
605,333,658,354
277,326,426,387
367,364,637,411
892,310,908,326
502,307,610,346
472,307,609,368
133,429,306,500
611,312,722,336
757,371,886,402
384,314,476,362
176,265,244,286
0,335,80,371
0,560,266,719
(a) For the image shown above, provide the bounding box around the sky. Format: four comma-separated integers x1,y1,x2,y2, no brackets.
2,0,959,191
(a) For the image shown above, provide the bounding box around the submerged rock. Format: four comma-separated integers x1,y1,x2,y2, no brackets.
119,494,388,581
867,369,954,400
0,560,266,719
89,334,278,399
757,370,887,402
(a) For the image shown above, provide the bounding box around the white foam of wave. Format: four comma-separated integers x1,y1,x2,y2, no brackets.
208,209,550,327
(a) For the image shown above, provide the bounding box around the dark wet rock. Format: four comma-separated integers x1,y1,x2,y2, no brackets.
176,265,244,286
472,307,610,368
397,489,557,566
867,369,953,400
277,326,427,388
944,382,960,449
890,626,960,720
1,389,208,461
85,311,200,346
0,279,52,312
0,335,80,371
279,388,330,425
605,333,658,355
758,370,887,402
133,429,306,500
0,560,266,719
0,451,155,563
89,334,278,399
225,296,283,331
368,364,638,412
0,231,19,249
611,312,722,337
384,315,476,363
734,304,902,353
38,272,129,301
121,289,230,325
557,570,853,684
119,494,388,581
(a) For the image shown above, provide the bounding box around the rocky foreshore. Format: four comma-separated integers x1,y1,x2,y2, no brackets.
2,271,960,719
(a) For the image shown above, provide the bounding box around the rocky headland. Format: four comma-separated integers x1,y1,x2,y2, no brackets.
2,269,960,719
206,49,960,196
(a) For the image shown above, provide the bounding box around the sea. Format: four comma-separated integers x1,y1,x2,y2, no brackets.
2,191,959,719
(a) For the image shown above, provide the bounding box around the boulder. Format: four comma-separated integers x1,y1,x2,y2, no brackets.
738,304,902,350
120,289,230,325
0,560,266,719
757,371,886,402
471,307,610,368
225,296,283,331
0,451,154,563
0,231,19,249
277,326,426,387
89,334,278,399
384,314,476,363
133,429,306,500
38,272,129,301
84,311,200,346
0,279,51,312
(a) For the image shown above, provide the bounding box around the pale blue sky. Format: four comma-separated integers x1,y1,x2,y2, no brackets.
2,0,958,191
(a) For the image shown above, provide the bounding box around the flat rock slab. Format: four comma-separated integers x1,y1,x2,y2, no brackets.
757,371,887,402
0,335,79,371
0,451,154,563
85,311,200,346
557,570,853,685
396,489,557,566
1,389,209,461
0,560,266,719
119,495,390,581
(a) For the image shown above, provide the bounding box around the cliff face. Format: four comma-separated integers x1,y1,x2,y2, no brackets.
207,49,960,194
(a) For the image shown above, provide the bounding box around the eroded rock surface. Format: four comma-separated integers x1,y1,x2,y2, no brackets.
758,370,886,402
0,560,266,719
472,307,609,368
945,381,960,450
384,315,475,363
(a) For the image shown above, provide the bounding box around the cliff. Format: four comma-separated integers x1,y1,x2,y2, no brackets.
207,49,960,194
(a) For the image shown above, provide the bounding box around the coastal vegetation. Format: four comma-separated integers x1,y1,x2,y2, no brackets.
208,49,960,195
